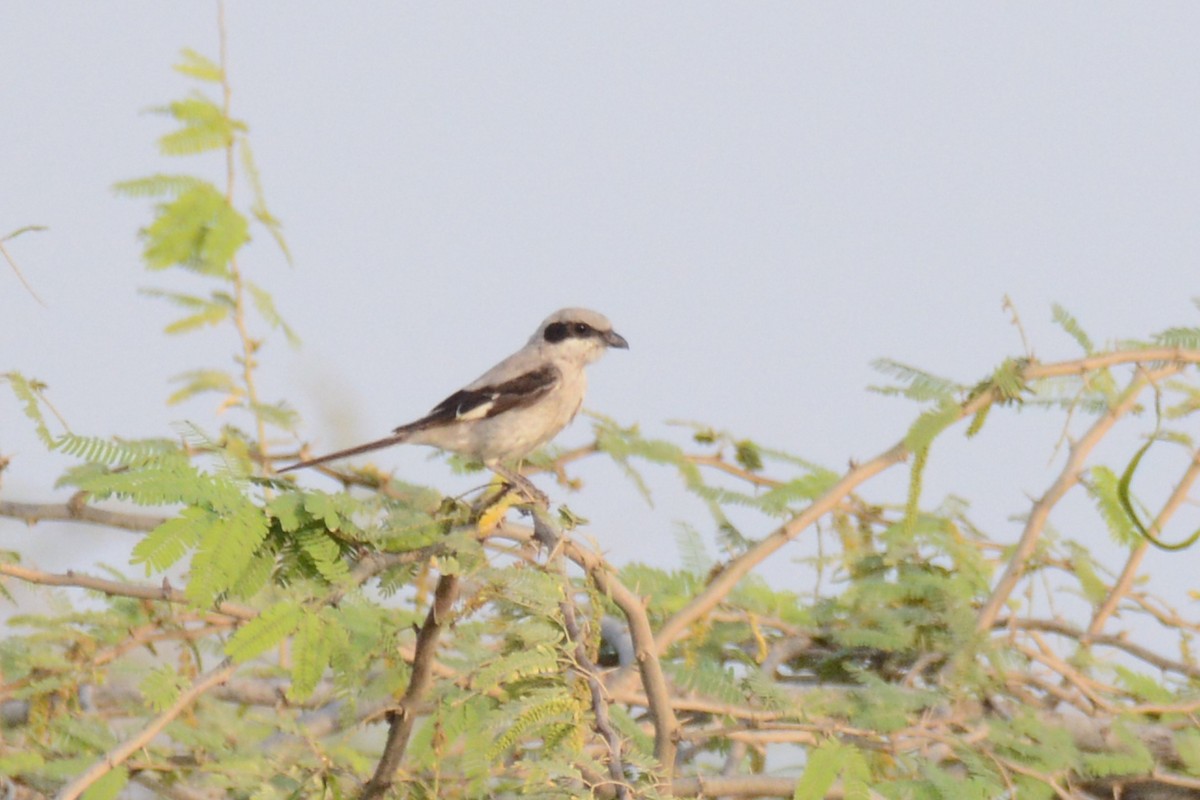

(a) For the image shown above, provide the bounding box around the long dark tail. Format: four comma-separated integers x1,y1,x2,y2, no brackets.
277,431,411,473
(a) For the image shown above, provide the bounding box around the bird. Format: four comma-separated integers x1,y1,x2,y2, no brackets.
278,308,629,502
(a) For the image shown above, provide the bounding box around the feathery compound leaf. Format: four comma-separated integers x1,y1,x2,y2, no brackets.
131,507,208,574
1113,665,1175,704
174,47,224,83
55,434,178,467
113,173,206,199
794,739,848,800
156,94,245,156
1080,723,1154,777
485,567,564,615
289,609,334,701
167,369,241,406
904,399,960,452
240,140,293,263
987,358,1029,403
246,280,299,346
1086,466,1139,547
758,470,839,514
77,456,245,511
673,522,712,577
295,529,350,584
735,439,764,472
80,766,129,800
187,505,269,604
869,359,961,402
226,601,304,663
164,299,231,334
486,687,579,761
141,183,249,275
1051,303,1094,354
4,372,55,446
472,646,560,694
140,664,185,712
1155,326,1200,349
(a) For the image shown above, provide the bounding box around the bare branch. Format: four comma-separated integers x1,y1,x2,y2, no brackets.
361,573,459,800
0,499,164,532
0,563,256,620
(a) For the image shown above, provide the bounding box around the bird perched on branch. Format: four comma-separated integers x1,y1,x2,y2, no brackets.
279,308,629,502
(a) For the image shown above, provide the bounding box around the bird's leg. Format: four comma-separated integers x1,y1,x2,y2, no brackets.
490,463,549,507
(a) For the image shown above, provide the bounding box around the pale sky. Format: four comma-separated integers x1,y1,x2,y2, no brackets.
4,5,1200,622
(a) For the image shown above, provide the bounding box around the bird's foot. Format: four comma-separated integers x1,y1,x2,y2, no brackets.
491,465,549,508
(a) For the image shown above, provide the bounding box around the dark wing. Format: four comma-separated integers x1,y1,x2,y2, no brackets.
395,365,561,433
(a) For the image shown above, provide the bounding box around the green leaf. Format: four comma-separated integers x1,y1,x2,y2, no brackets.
794,739,847,800
156,94,245,155
486,687,579,760
673,522,712,577
735,439,764,472
1155,326,1200,349
1176,729,1200,776
1113,665,1174,704
167,369,241,406
904,399,960,452
869,359,961,401
174,47,224,82
296,529,350,583
247,280,300,346
226,601,304,662
81,766,129,800
241,140,293,263
141,183,249,275
1065,543,1108,605
1087,466,1139,547
113,173,205,198
187,505,269,605
472,646,560,694
290,610,333,701
131,507,208,574
4,372,56,446
1051,303,1094,354
140,664,185,712
1080,722,1154,777
141,289,236,333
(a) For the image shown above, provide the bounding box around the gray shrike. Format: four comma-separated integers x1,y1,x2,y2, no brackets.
279,308,628,499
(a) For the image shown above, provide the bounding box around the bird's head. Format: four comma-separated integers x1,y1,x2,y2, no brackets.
533,307,629,365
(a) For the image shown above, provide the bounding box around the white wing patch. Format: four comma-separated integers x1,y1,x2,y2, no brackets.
456,394,497,421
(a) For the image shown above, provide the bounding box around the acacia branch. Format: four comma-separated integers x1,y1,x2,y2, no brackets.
560,536,681,782
0,499,164,532
0,563,255,620
361,573,459,800
975,367,1176,632
56,659,237,800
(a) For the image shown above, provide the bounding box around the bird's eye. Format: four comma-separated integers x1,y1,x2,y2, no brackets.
573,323,590,335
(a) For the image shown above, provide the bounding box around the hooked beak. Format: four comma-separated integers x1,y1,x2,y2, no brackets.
603,330,629,350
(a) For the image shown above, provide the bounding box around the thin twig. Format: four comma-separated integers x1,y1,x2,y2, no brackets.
0,226,48,307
